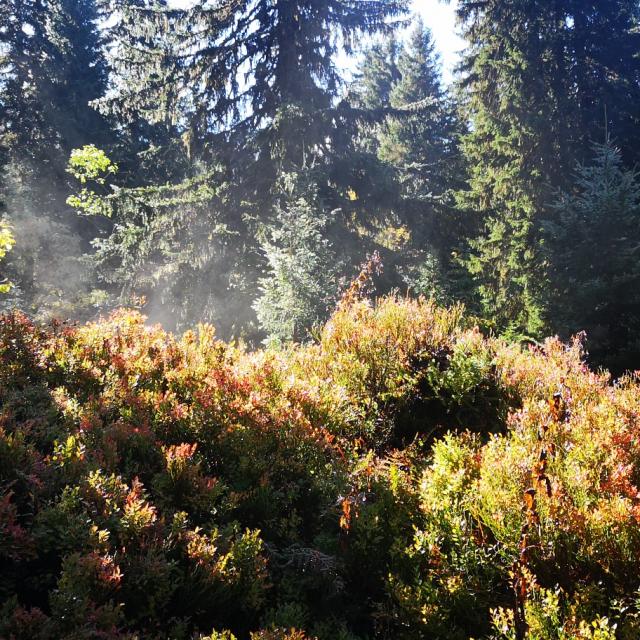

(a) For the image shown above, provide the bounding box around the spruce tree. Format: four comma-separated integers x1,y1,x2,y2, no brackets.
543,142,640,373
1,0,111,175
454,0,640,336
105,0,409,165
64,144,259,335
349,20,466,302
455,0,558,335
381,21,462,221
352,37,402,112
0,0,114,316
85,0,411,335
564,0,640,167
254,172,340,343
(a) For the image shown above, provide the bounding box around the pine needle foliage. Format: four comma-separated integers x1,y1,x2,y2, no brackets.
254,173,340,344
543,142,640,373
105,0,410,153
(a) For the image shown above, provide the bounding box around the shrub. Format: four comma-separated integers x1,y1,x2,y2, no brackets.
1,298,640,638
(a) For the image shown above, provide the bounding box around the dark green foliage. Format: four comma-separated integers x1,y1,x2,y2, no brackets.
455,0,640,338
254,173,341,343
75,0,420,339
86,160,259,336
350,21,467,304
454,0,557,336
543,142,640,374
0,0,115,316
352,37,402,112
105,0,409,162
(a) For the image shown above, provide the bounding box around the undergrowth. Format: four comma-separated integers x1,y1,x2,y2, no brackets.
1,294,639,639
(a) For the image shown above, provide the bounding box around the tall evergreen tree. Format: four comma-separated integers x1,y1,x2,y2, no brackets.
0,0,114,316
454,0,640,336
106,0,409,166
1,0,111,180
564,0,640,167
352,37,402,112
65,144,259,335
456,1,563,335
386,22,466,301
349,20,466,302
543,142,640,374
254,172,340,343
81,0,411,334
381,21,462,220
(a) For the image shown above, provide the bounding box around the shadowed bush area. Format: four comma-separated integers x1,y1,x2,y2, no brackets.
1,296,640,639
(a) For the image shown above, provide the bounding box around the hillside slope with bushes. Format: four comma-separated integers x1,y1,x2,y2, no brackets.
1,295,640,639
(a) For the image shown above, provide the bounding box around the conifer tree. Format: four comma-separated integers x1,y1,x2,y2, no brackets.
65,144,259,335
381,21,462,219
390,23,466,301
254,173,340,343
86,0,411,335
454,0,640,336
106,0,409,165
543,142,640,373
1,0,111,175
350,20,466,302
0,0,114,316
455,1,559,335
352,37,402,112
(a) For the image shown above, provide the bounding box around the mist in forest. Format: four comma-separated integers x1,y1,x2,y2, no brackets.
1,0,640,370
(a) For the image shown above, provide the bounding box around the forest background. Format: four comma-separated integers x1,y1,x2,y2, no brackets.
2,0,640,373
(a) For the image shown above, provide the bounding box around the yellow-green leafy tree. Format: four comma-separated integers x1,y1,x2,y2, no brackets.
0,221,15,293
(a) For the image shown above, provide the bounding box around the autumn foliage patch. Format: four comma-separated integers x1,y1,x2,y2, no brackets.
1,298,640,639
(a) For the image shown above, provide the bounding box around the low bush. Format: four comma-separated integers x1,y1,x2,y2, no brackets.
1,296,639,638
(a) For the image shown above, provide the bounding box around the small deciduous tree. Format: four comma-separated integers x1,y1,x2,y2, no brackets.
0,221,15,293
